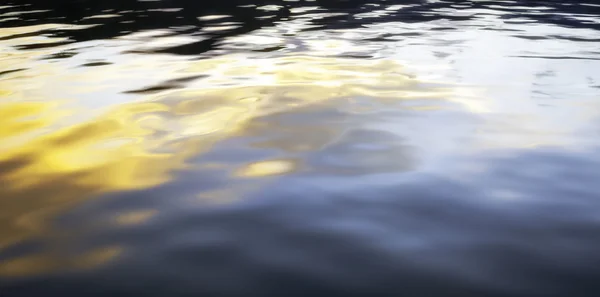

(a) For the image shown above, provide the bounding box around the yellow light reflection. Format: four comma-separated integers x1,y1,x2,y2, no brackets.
235,159,298,178
0,246,123,277
0,22,475,278
0,52,464,250
113,210,158,226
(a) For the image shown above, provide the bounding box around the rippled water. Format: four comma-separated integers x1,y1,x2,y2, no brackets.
1,0,600,296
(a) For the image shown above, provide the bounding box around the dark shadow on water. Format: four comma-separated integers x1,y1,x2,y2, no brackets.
1,0,599,56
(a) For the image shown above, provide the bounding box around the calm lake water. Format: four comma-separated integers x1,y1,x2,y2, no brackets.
1,0,600,296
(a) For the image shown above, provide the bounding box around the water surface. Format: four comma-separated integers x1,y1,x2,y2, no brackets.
1,1,600,296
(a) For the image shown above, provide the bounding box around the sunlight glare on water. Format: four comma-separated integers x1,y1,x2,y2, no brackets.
0,21,472,276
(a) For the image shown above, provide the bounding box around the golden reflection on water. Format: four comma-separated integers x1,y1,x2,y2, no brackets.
235,159,298,178
0,246,123,277
0,25,467,277
112,209,158,226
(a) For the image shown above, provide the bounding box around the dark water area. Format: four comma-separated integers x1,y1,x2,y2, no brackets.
1,0,600,296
